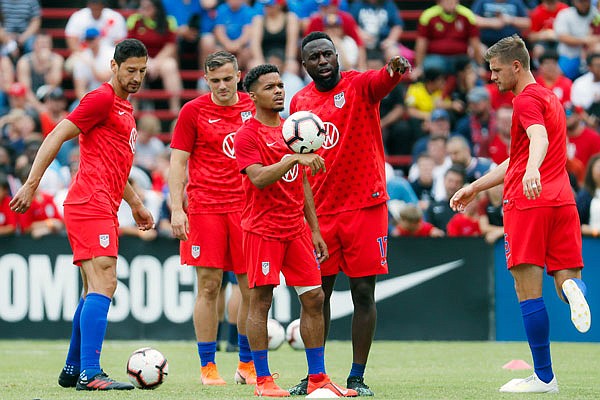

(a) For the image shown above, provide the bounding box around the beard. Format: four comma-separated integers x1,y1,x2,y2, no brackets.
272,105,285,113
313,64,341,91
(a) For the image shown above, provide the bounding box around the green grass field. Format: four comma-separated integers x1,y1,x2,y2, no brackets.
1,340,599,399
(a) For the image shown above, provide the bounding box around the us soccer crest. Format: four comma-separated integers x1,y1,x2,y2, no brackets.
99,234,110,248
262,261,270,276
241,111,252,122
191,245,201,259
334,92,345,108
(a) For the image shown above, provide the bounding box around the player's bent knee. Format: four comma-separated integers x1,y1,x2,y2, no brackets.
295,285,322,296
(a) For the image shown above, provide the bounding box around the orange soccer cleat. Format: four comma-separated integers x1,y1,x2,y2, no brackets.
200,362,226,385
254,375,290,397
234,360,257,385
308,373,358,397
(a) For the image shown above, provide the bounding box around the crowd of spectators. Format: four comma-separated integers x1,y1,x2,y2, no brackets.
2,0,600,241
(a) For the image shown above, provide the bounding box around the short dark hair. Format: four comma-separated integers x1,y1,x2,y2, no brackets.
205,50,238,73
113,39,147,65
586,52,600,66
301,31,334,52
243,64,280,92
485,34,530,70
445,164,466,180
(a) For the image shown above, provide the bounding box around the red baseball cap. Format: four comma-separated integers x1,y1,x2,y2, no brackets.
8,82,27,97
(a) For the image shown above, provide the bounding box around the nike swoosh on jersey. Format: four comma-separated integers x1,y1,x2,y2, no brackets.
118,111,126,115
330,259,465,320
267,142,277,147
209,118,222,123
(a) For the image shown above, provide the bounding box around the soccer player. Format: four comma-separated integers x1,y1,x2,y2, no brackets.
168,51,257,385
288,31,411,396
10,39,152,391
234,64,357,398
451,34,591,393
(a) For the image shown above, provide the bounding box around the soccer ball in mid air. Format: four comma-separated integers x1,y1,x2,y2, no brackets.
126,347,169,389
267,319,286,350
281,111,326,154
286,318,305,350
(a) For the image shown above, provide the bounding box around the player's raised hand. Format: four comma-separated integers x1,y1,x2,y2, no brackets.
9,183,36,214
297,153,326,176
311,230,329,263
170,208,189,241
132,205,155,231
387,56,412,77
450,184,477,212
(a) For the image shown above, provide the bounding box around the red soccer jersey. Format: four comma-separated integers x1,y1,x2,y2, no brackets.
171,92,255,214
394,221,435,237
0,195,17,230
530,2,569,32
64,83,137,215
305,11,363,47
290,67,402,216
446,214,481,237
234,117,306,240
568,126,600,168
127,15,177,58
18,191,61,232
417,5,479,56
505,83,575,208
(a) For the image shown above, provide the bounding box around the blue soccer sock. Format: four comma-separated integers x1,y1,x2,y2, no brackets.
228,322,238,347
305,346,326,375
562,278,588,302
349,362,366,378
197,341,217,367
238,334,252,363
252,349,271,378
79,293,111,379
63,297,84,374
520,298,553,383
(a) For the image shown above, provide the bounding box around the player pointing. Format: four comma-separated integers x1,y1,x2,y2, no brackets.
451,34,590,393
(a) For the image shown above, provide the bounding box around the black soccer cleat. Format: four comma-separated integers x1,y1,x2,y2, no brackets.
288,375,308,396
76,371,135,391
347,376,374,396
58,369,79,388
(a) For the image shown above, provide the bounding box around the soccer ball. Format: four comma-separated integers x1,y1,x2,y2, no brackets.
267,318,286,350
281,111,326,154
126,347,168,389
285,318,305,350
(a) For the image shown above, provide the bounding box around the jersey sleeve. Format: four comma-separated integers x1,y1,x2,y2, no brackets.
356,67,403,104
67,87,113,135
514,93,545,131
234,125,262,173
170,101,198,153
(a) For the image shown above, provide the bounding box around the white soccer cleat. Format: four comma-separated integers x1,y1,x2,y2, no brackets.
562,279,591,333
499,374,558,393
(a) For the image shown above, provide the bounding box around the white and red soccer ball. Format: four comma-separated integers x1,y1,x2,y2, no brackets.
282,111,326,154
267,318,286,350
286,318,305,350
126,347,168,389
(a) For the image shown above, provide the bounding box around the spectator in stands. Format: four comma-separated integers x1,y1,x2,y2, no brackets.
577,154,600,236
305,0,367,70
478,183,505,243
0,171,17,236
127,0,183,113
455,86,496,157
380,78,414,155
16,32,64,111
446,191,482,237
64,0,127,56
425,164,465,232
350,0,407,69
410,153,435,211
444,55,478,121
0,145,12,176
250,0,300,75
554,0,597,80
0,21,19,60
392,203,444,237
4,82,38,122
213,0,255,71
411,108,456,161
528,0,569,63
39,87,68,138
118,177,162,240
72,27,114,102
134,113,165,175
488,104,512,164
565,102,600,169
413,0,483,79
405,68,450,123
571,52,600,124
0,50,14,116
265,49,304,118
471,0,531,49
0,0,40,54
321,13,360,70
535,49,572,105
15,139,66,197
409,135,452,201
446,135,495,183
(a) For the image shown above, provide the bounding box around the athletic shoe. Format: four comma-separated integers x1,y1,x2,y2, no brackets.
562,279,591,333
308,373,358,397
58,369,78,388
235,360,257,385
288,375,308,395
255,375,290,397
201,362,227,385
347,376,374,396
76,371,134,391
499,374,559,393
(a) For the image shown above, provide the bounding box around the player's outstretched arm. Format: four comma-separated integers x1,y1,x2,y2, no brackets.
10,119,80,213
168,149,191,240
302,171,328,263
450,158,510,212
123,181,155,231
387,55,412,77
245,153,325,189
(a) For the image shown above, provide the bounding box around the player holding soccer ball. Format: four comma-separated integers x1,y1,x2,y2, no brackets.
288,32,411,396
10,39,151,391
451,35,590,394
234,64,357,398
168,51,257,386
